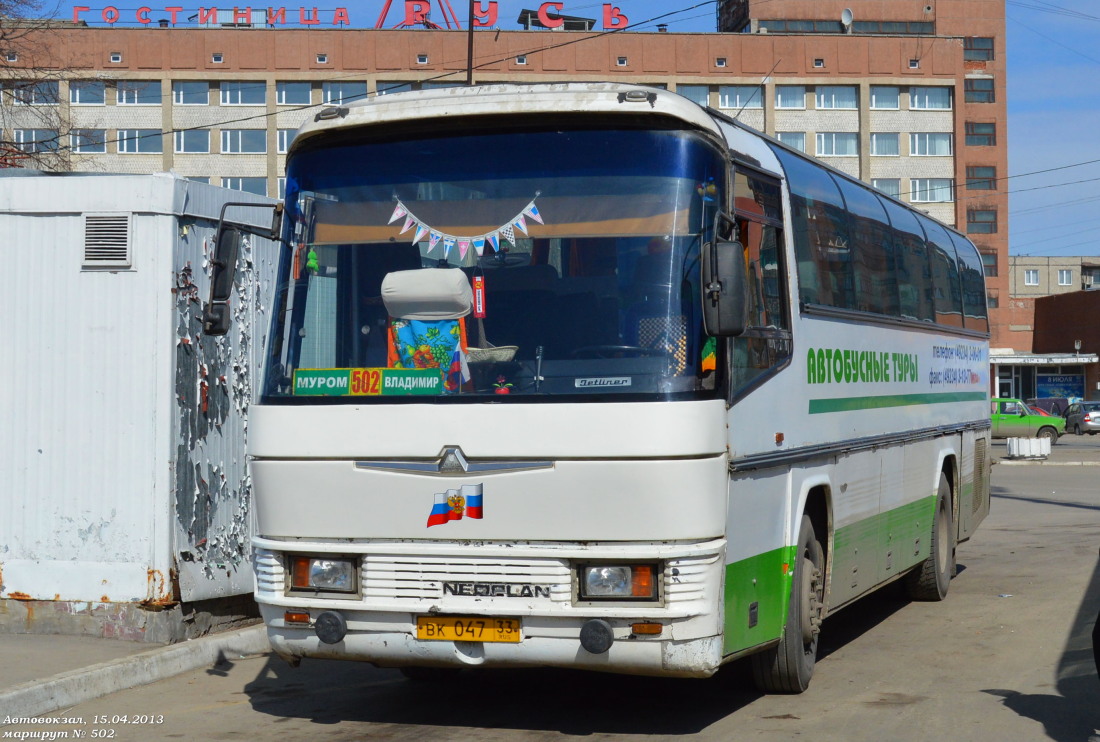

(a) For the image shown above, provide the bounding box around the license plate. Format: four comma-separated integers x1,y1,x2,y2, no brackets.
416,616,521,643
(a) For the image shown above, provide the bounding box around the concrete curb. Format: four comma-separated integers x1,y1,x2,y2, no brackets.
0,624,270,721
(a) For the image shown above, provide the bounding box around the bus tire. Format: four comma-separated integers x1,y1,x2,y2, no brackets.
904,473,954,601
751,514,824,694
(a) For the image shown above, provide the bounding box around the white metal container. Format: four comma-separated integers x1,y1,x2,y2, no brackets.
0,172,278,641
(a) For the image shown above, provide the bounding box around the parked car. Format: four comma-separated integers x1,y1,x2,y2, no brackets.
991,397,1065,442
1064,401,1100,435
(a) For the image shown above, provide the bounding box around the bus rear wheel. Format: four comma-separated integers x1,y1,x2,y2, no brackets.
904,472,954,601
751,514,824,694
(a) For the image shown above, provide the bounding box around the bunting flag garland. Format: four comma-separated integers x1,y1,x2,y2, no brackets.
387,194,546,265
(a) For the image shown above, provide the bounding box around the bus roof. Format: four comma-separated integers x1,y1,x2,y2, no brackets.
290,82,724,154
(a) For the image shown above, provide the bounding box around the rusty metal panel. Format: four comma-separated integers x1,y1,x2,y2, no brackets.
0,173,277,612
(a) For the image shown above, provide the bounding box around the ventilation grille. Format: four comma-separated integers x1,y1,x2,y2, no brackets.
83,214,131,269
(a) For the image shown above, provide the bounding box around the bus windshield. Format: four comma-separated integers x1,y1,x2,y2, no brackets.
263,125,727,402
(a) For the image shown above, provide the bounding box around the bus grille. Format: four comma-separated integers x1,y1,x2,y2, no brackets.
363,555,572,603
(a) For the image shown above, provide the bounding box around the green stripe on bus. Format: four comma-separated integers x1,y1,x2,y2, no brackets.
722,496,937,657
809,391,987,414
723,546,795,655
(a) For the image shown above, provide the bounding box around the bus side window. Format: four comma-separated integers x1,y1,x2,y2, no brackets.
728,167,791,398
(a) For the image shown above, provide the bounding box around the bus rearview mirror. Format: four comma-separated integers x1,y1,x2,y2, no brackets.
702,212,748,337
202,226,241,336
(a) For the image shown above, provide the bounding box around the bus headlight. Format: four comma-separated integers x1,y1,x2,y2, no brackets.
579,564,658,600
289,556,357,593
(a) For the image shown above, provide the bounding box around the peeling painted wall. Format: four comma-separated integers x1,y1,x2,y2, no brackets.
172,229,277,600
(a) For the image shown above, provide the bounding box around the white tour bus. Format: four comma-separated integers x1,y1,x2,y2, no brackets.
205,83,991,692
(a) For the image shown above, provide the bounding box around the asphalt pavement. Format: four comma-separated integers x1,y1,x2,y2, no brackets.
2,434,1099,724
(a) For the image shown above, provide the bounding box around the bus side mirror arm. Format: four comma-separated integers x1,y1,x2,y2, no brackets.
702,212,748,337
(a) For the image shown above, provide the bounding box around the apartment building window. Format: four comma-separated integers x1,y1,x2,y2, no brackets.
69,80,105,105
186,176,210,184
173,81,209,105
278,177,287,199
174,129,210,153
966,166,997,190
872,179,901,199
14,128,58,152
964,78,995,103
775,85,805,109
987,293,999,309
870,86,899,109
967,209,998,234
911,178,954,203
909,86,952,110
12,80,59,105
676,85,709,106
816,132,858,157
910,132,952,156
776,132,805,152
220,129,266,154
117,81,161,105
117,129,163,153
981,252,998,278
851,20,932,34
718,85,762,110
222,177,267,196
815,85,857,109
1023,269,1039,286
1058,269,1073,286
70,129,106,153
220,81,265,105
964,37,995,61
515,55,527,65
277,129,295,154
276,82,311,105
965,122,996,146
322,81,367,105
870,132,899,156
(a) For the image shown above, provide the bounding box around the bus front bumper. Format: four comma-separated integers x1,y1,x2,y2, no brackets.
260,606,724,678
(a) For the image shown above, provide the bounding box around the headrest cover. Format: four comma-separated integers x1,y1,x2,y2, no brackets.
381,268,473,320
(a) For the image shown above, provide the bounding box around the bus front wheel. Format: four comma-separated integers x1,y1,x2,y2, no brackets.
904,472,954,601
751,514,824,694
